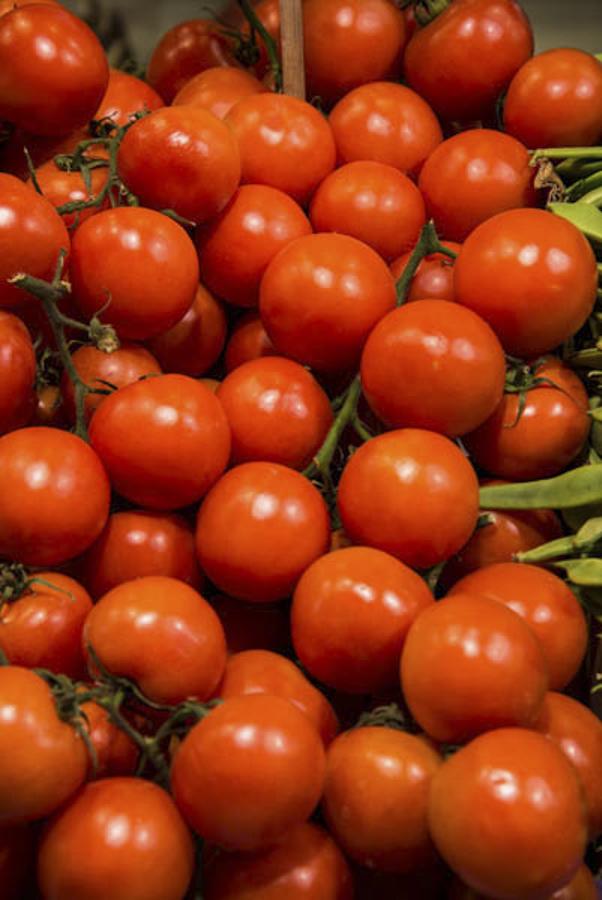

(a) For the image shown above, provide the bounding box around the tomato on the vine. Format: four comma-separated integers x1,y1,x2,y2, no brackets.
390,242,461,303
95,68,163,126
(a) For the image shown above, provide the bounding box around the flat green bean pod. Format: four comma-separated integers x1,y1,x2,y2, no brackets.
479,464,602,510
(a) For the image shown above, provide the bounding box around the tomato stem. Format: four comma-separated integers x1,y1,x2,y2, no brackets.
532,147,602,161
351,415,374,443
237,0,283,92
395,220,452,306
303,375,362,481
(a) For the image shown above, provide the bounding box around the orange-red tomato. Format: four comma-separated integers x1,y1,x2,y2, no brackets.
224,311,277,372
173,66,267,119
80,699,139,778
390,243,461,303
0,310,35,435
209,594,290,655
95,68,163,126
147,284,227,377
27,160,109,229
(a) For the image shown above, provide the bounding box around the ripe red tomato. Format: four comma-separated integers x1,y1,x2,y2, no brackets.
400,593,548,742
28,161,109,229
95,68,163,126
69,207,199,341
0,824,35,900
79,699,139,778
361,300,505,437
0,4,109,136
259,233,396,374
89,374,230,510
329,82,442,178
84,575,226,705
147,284,227,376
454,208,598,357
404,0,533,123
171,694,326,851
0,666,88,824
390,242,461,303
338,430,479,569
429,729,587,898
173,66,267,119
0,311,34,435
292,547,434,694
216,356,333,469
226,93,336,204
196,461,330,602
310,161,425,261
37,778,195,900
0,427,110,566
418,129,537,242
225,311,277,372
504,49,602,148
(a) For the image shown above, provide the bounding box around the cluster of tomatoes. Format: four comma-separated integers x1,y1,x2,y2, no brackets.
0,0,602,898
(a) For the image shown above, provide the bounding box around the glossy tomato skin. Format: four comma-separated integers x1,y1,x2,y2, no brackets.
338,430,479,569
210,594,290,655
323,727,442,873
84,575,227,705
390,242,461,303
292,547,434,694
69,207,199,341
404,0,533,123
454,209,598,357
95,68,163,126
259,233,396,374
310,161,425,262
38,778,195,900
225,311,276,372
0,4,108,136
0,667,88,825
0,311,35,435
28,160,109,229
329,82,442,178
171,694,326,851
197,184,312,308
418,129,537,242
147,283,227,376
361,300,505,437
196,462,330,602
504,49,602,148
429,729,587,899
173,65,267,119
89,374,230,510
0,824,35,900
80,700,139,778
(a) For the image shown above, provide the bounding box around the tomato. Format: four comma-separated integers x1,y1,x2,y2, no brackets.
429,728,587,898
171,694,325,851
418,130,537,242
0,0,57,16
34,383,65,426
204,823,353,900
118,107,241,224
196,461,330,602
27,160,108,230
70,207,199,341
310,161,425,262
0,5,108,136
84,575,226,705
401,593,548,743
216,357,333,469
79,700,139,778
404,0,533,123
464,356,590,480
210,594,290,655
0,427,110,566
302,0,406,106
61,342,162,423
226,93,336,204
95,68,163,126
448,865,597,900
329,82,442,178
534,692,602,839
390,242,461,303
338,430,479,569
0,310,34,435
173,65,267,119
504,49,602,148
292,547,434,694
0,824,34,900
38,778,194,900
454,208,598,357
259,233,396,374
218,649,339,746
225,311,276,372
197,184,312,308
0,173,69,309
361,300,505,437
0,666,88,824
89,374,230,510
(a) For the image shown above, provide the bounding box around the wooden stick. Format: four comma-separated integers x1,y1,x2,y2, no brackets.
279,0,306,100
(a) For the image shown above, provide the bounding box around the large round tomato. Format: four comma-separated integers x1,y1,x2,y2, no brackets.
173,65,267,119
147,284,227,376
0,311,34,435
95,68,163,126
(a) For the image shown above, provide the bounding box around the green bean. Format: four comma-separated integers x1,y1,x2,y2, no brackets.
517,517,602,563
553,558,602,587
479,464,602,510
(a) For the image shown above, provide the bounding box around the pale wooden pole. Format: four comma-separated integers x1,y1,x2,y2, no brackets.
279,0,306,100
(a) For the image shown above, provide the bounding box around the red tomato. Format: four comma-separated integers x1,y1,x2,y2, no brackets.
84,575,226,705
0,0,58,15
418,129,537,242
147,284,227,376
173,65,267,118
454,209,598,357
504,49,602,148
27,160,108,229
95,68,163,126
292,547,434,694
171,694,326,851
329,82,442,178
118,107,241,224
361,300,505,437
197,184,312,308
0,5,108,136
210,594,290,655
0,310,34,435
310,161,425,261
216,356,333,469
259,233,396,374
390,242,461,303
80,699,139,778
37,778,195,900
196,462,330,602
0,824,34,900
0,427,110,566
226,93,336,204
404,0,533,123
429,729,587,898
225,311,276,372
338,430,479,569
89,374,230,510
